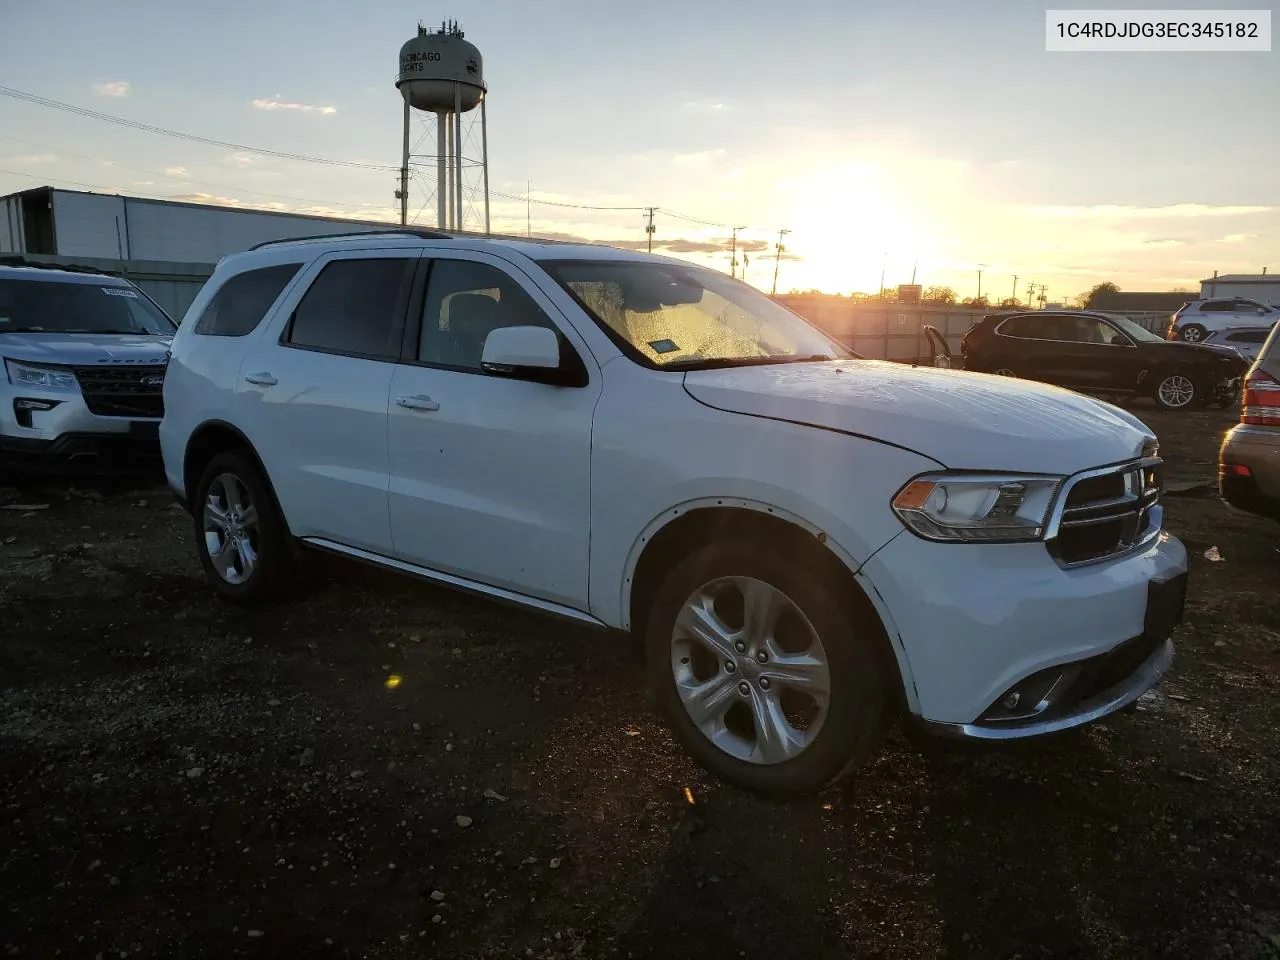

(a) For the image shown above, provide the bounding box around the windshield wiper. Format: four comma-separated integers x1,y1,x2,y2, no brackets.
664,353,838,371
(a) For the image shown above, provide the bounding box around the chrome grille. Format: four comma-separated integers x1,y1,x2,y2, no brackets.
1047,458,1162,567
72,364,166,419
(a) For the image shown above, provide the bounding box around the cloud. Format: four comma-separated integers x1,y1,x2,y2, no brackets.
163,166,190,179
671,149,728,170
1031,203,1272,220
92,81,130,98
5,153,56,165
680,98,732,113
224,152,260,168
252,96,337,115
1219,233,1258,244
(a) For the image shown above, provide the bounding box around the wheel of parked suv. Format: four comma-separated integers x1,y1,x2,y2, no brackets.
992,365,1019,377
192,450,297,603
645,541,892,796
1152,372,1198,411
1178,324,1207,343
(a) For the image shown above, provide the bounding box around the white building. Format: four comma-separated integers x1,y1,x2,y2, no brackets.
0,186,409,262
1200,273,1280,306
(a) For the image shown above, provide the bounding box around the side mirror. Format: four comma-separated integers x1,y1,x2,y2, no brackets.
481,326,565,382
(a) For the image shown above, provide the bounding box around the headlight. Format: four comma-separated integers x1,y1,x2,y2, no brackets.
892,473,1063,543
5,358,79,392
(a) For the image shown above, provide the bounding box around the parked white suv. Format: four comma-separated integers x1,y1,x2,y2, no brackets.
1168,297,1278,343
160,230,1188,795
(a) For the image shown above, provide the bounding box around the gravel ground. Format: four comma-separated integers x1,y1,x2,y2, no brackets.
1,404,1277,959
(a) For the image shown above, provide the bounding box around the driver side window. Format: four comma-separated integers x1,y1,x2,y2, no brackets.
418,259,557,371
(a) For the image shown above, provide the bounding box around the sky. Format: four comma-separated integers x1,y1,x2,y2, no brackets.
0,0,1277,301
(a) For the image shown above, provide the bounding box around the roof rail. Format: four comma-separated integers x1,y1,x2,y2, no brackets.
0,255,119,278
248,228,454,251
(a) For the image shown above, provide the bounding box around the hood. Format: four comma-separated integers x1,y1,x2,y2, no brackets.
1147,338,1241,361
0,332,172,366
682,360,1154,475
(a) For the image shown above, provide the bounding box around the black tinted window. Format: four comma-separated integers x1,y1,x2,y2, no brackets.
193,264,300,337
419,259,556,370
0,278,175,335
1200,300,1234,313
287,258,415,358
1228,331,1270,343
997,316,1049,339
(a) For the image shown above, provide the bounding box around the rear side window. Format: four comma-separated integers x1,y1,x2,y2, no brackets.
1228,331,1270,344
284,258,415,359
1199,300,1236,313
192,264,301,337
996,316,1049,339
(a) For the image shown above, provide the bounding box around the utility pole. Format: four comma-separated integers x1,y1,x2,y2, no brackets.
977,263,988,302
729,226,746,278
644,207,657,253
879,251,887,301
1026,281,1036,308
771,228,790,296
1011,275,1018,305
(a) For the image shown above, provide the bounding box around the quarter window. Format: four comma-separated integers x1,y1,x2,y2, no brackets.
285,258,415,358
192,264,301,337
418,259,557,370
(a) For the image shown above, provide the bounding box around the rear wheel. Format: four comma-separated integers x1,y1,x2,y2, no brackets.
1152,372,1197,411
1178,324,1207,343
192,449,297,604
644,541,893,796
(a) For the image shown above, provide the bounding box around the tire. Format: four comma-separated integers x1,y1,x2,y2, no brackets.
1178,324,1207,343
191,449,298,604
990,364,1019,377
644,540,893,796
1152,371,1198,411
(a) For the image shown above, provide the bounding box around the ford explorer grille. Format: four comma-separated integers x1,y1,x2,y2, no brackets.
1047,459,1163,567
72,365,166,419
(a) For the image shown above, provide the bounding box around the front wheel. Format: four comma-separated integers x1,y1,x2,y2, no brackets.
1152,372,1198,411
1178,324,1207,343
644,541,893,796
192,449,298,604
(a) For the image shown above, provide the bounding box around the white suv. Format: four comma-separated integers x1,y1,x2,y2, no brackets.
160,230,1188,795
1168,297,1278,343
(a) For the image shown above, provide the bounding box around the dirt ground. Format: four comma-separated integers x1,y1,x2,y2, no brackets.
1,403,1277,960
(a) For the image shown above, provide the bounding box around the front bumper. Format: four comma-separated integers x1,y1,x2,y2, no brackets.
1,382,162,474
858,526,1188,733
0,430,162,474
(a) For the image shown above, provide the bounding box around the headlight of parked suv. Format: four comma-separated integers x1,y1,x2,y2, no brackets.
892,473,1063,543
4,358,79,391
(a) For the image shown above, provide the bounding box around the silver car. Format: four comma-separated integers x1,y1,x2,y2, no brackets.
0,263,176,473
1220,324,1280,522
1202,326,1273,364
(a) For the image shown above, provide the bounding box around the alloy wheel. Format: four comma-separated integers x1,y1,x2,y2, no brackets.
202,472,260,584
1157,374,1196,409
670,576,831,765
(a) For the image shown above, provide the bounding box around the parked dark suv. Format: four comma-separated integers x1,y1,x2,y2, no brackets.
962,310,1246,410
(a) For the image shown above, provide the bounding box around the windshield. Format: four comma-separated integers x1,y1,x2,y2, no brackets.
0,278,177,336
544,259,852,369
1106,314,1164,343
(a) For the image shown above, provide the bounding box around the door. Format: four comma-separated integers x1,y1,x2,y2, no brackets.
387,252,598,610
237,250,419,554
1035,315,1139,390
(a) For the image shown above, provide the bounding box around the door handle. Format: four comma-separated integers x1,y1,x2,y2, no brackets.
244,372,277,386
395,394,440,412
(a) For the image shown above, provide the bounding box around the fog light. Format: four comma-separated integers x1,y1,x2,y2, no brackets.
14,398,58,411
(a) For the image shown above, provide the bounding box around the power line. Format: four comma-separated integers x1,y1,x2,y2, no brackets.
0,84,396,171
0,135,379,212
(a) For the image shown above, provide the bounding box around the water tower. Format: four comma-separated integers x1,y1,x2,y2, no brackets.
395,20,489,232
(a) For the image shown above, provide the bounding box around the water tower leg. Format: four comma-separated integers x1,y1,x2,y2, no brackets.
400,98,410,226
454,83,463,232
436,111,447,230
446,114,455,229
481,98,490,235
